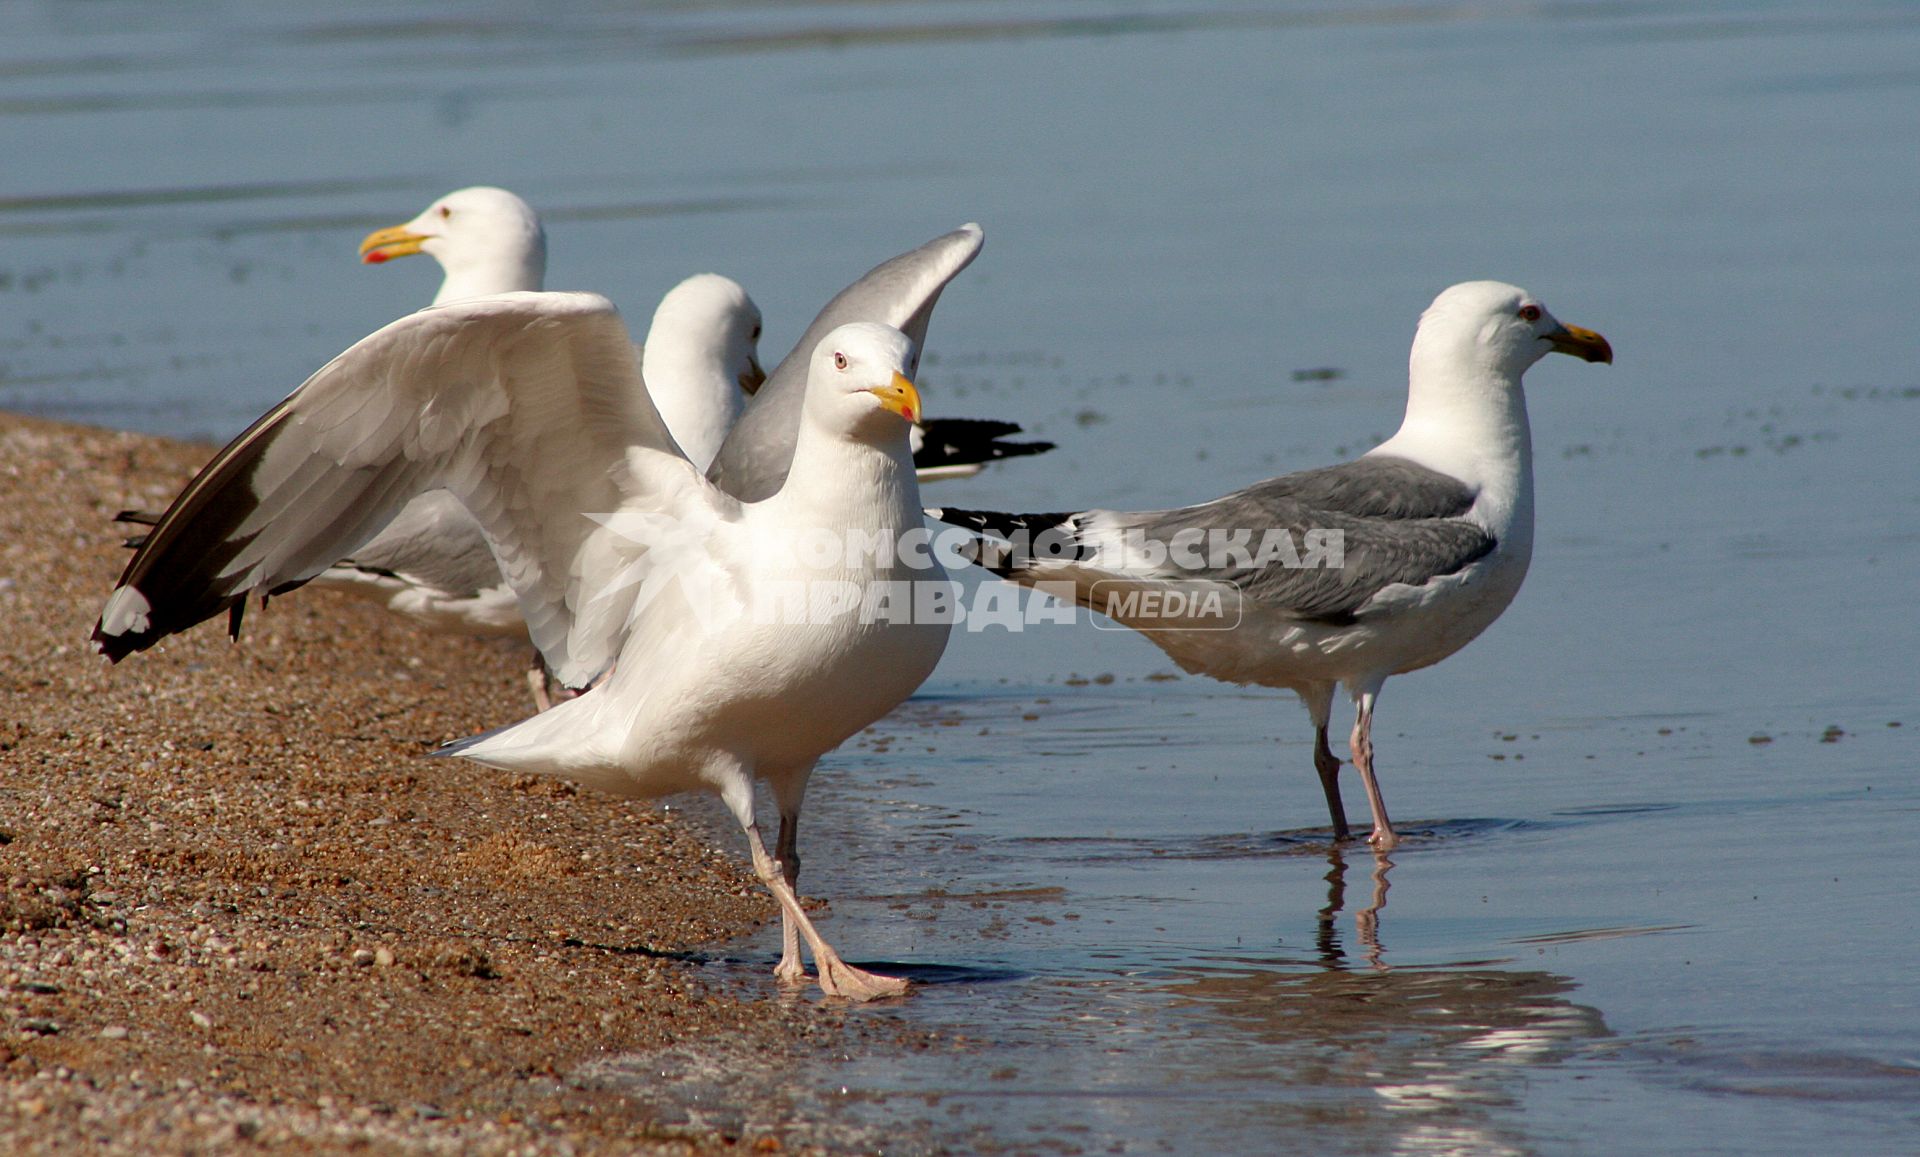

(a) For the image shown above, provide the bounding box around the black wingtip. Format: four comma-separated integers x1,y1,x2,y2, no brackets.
928,507,1083,575
912,417,1057,472
90,626,133,664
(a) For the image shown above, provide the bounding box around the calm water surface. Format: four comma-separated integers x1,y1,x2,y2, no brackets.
4,1,1917,1152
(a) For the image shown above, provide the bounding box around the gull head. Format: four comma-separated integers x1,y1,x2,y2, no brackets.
805,322,922,438
1414,281,1613,384
359,186,547,301
650,273,767,396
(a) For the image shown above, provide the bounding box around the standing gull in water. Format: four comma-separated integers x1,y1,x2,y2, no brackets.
934,281,1611,851
95,298,950,999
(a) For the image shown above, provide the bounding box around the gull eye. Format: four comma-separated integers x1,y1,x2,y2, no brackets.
439,205,452,219
751,324,761,342
1518,304,1542,322
832,351,848,371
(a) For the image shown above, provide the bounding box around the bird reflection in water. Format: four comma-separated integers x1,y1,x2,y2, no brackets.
1161,850,1611,1154
1316,844,1393,969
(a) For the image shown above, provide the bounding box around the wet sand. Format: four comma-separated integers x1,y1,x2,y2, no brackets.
0,411,890,1153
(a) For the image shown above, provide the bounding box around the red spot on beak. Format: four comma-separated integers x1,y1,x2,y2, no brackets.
363,251,388,264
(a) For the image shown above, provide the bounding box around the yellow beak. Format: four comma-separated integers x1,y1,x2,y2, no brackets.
1549,323,1614,365
359,224,429,265
867,372,921,424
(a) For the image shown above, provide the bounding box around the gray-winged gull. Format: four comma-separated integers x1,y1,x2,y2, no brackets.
95,302,949,1000
933,281,1611,851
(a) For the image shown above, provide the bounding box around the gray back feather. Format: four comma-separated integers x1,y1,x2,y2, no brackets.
1074,456,1494,623
1226,456,1478,521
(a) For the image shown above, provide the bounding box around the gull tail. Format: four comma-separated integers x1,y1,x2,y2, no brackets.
433,691,635,797
912,418,1055,482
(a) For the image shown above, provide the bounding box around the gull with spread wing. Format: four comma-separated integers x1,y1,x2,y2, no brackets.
96,298,949,999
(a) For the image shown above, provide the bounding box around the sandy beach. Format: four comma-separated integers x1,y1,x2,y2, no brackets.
0,411,890,1153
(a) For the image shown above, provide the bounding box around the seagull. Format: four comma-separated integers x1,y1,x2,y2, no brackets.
94,299,951,1000
638,272,767,472
932,281,1611,851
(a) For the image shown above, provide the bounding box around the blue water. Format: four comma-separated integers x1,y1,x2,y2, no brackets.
6,2,1918,1152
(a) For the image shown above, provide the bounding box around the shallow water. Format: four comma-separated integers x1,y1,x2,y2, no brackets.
6,1,1918,1152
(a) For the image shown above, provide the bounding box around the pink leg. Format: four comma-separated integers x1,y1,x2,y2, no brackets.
1349,693,1398,852
741,821,907,1001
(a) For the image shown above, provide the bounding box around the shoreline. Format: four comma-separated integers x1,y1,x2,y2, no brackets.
0,411,873,1153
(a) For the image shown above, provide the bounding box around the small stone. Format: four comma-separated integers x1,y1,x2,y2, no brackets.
189,1010,212,1029
20,1019,59,1036
373,947,395,968
98,1025,130,1040
351,949,376,967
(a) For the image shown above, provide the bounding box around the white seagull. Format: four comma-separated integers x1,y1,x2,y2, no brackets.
933,281,1611,851
95,301,951,1000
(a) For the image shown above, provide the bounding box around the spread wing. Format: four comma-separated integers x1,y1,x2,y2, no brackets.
94,291,705,686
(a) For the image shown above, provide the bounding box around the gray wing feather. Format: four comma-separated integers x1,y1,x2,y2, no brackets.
94,291,668,683
1211,514,1494,622
331,491,504,598
708,223,983,501
1026,456,1493,624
